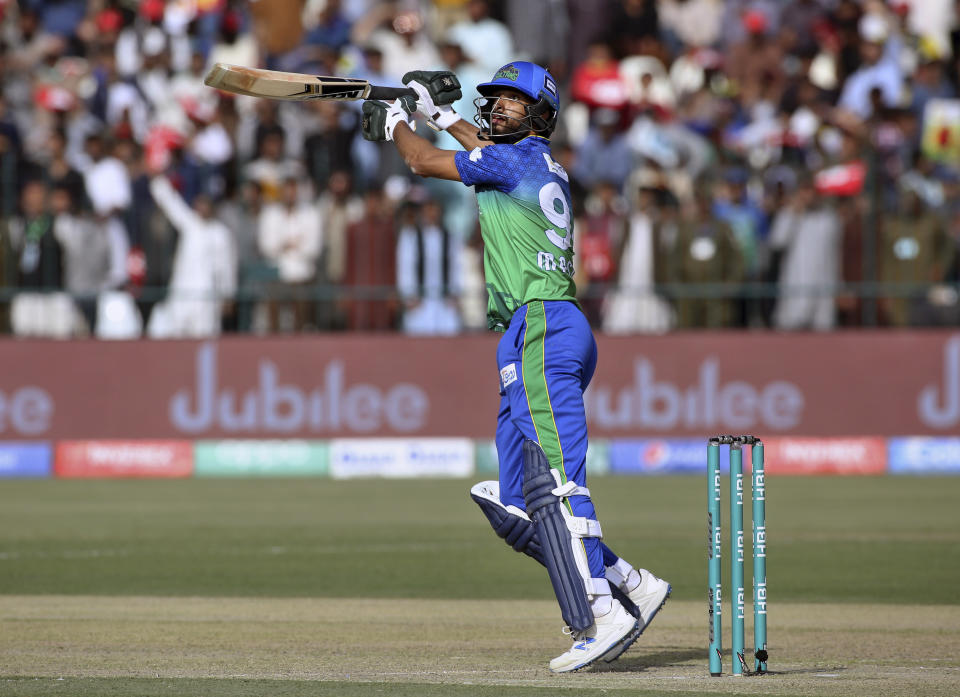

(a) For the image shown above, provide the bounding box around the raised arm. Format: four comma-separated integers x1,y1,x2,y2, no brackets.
444,119,489,152
149,176,198,231
393,124,461,180
402,70,492,152
361,97,461,181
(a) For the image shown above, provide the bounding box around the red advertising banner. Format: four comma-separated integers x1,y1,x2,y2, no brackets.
1,331,958,439
55,441,194,478
761,437,887,475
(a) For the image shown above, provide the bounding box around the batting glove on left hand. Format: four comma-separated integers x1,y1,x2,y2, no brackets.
403,70,463,131
361,95,418,142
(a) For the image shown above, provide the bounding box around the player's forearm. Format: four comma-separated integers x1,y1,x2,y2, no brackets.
393,124,433,174
394,125,460,181
445,119,489,151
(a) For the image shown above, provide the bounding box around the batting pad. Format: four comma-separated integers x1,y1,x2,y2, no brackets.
521,439,596,633
470,481,544,563
470,480,643,622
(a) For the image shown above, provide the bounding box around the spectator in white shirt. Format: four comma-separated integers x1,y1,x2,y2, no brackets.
206,9,259,76
135,27,174,113
351,4,440,83
446,0,514,75
147,176,236,337
82,134,132,217
77,135,132,308
184,98,233,199
769,178,842,331
258,178,323,331
243,126,305,203
102,65,150,143
51,185,112,334
838,13,905,120
659,0,725,51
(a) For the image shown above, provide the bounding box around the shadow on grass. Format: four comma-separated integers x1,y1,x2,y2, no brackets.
594,647,705,672
594,647,848,679
758,666,848,676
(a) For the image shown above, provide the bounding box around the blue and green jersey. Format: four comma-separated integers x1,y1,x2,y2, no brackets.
454,135,577,331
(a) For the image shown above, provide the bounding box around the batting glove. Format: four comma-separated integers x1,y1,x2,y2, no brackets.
361,95,417,142
402,70,463,131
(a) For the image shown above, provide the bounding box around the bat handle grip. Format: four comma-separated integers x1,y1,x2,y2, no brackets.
366,86,418,101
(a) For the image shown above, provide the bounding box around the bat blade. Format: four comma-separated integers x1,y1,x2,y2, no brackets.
203,63,372,101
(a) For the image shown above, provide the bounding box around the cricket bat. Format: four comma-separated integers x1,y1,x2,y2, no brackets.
203,63,416,102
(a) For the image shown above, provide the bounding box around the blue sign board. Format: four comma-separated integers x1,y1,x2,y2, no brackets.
0,442,52,477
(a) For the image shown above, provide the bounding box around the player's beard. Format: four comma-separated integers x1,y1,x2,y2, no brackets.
488,111,529,143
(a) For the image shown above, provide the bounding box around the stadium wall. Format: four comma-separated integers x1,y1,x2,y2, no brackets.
2,331,959,477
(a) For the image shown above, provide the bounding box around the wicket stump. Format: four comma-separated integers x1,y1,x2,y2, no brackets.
707,435,768,676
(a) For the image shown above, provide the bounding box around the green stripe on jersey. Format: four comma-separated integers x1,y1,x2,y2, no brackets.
521,302,566,482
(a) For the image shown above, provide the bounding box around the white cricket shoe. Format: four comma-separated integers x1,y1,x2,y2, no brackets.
627,568,671,633
549,601,639,673
599,569,671,663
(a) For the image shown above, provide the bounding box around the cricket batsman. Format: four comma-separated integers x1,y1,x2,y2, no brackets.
360,61,670,673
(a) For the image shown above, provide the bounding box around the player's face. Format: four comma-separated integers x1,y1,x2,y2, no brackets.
487,88,533,134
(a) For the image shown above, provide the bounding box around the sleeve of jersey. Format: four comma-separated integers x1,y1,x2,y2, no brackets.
454,145,524,192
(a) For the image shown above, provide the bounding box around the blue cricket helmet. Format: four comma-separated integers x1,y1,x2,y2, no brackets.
476,61,560,137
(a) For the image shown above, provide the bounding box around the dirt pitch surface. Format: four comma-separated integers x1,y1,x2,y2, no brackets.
2,596,958,697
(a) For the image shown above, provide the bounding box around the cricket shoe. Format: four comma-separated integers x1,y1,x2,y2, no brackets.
549,601,639,673
627,569,672,633
600,569,671,663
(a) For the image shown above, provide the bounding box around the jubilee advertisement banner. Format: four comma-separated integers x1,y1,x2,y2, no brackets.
1,332,958,440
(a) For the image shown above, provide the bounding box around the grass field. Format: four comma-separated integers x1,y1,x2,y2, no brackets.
1,476,959,696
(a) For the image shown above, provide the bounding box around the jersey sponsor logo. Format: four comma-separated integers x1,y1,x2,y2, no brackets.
494,64,520,81
500,363,518,388
469,146,483,162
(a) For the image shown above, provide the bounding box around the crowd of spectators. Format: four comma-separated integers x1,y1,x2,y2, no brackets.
2,0,959,338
